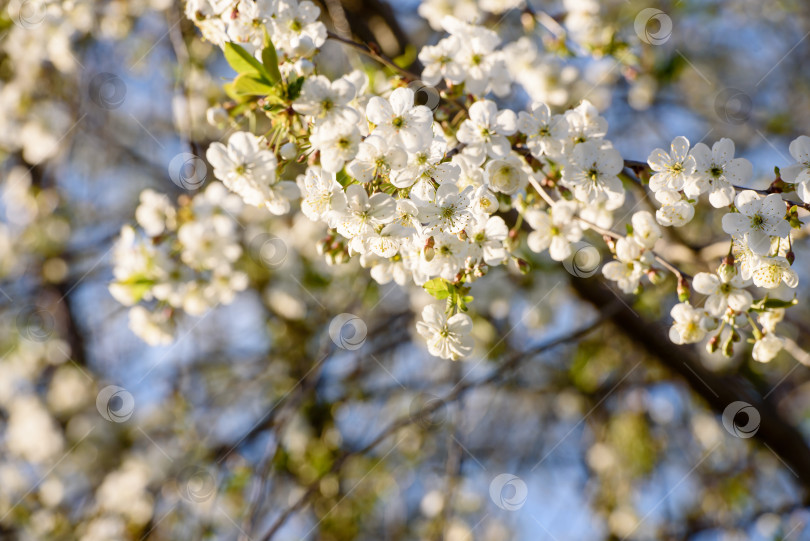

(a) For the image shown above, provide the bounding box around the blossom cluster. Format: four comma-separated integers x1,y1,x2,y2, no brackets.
110,184,248,345
185,0,327,57
107,0,808,366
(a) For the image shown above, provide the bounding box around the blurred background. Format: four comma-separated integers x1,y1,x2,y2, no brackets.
4,0,810,539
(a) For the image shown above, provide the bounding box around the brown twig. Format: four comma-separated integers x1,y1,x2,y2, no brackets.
326,30,419,81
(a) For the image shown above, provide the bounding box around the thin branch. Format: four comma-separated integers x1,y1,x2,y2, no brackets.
256,310,614,540
326,31,419,81
526,174,689,280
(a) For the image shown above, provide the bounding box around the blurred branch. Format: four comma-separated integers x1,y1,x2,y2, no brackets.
327,31,418,80
570,276,810,498
256,308,615,540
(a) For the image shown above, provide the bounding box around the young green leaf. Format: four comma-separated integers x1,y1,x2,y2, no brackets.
424,278,451,300
261,41,282,83
224,42,270,80
233,73,275,96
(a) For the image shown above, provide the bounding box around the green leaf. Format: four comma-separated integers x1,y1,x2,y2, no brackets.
393,45,417,69
223,82,240,101
424,278,451,300
750,297,798,311
233,73,275,96
761,298,798,309
261,40,282,83
116,276,155,303
224,42,270,79
336,169,354,187
284,76,306,102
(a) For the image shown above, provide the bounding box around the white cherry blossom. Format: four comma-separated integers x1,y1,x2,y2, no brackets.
753,334,784,363
292,75,359,125
782,135,810,202
309,121,360,173
517,102,565,159
366,87,433,152
270,0,327,57
687,138,752,208
692,271,752,316
415,304,474,360
332,184,396,239
345,134,407,183
484,155,527,195
751,256,799,289
562,141,624,205
647,136,696,192
418,36,465,86
721,191,789,255
419,183,474,234
456,100,517,161
669,303,708,345
524,201,582,261
206,132,293,212
466,215,508,266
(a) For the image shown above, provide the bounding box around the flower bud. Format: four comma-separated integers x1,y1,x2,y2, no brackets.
677,277,690,302
706,334,720,354
206,106,228,127
717,260,736,282
516,258,530,274
722,335,734,357
700,316,719,332
423,237,435,261
646,268,665,285
280,142,298,160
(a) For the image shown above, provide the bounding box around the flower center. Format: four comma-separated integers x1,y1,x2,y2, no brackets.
392,116,405,128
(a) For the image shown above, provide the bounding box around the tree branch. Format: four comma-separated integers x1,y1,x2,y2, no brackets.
569,276,810,498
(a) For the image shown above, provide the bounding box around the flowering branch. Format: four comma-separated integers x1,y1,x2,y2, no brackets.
112,0,810,369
